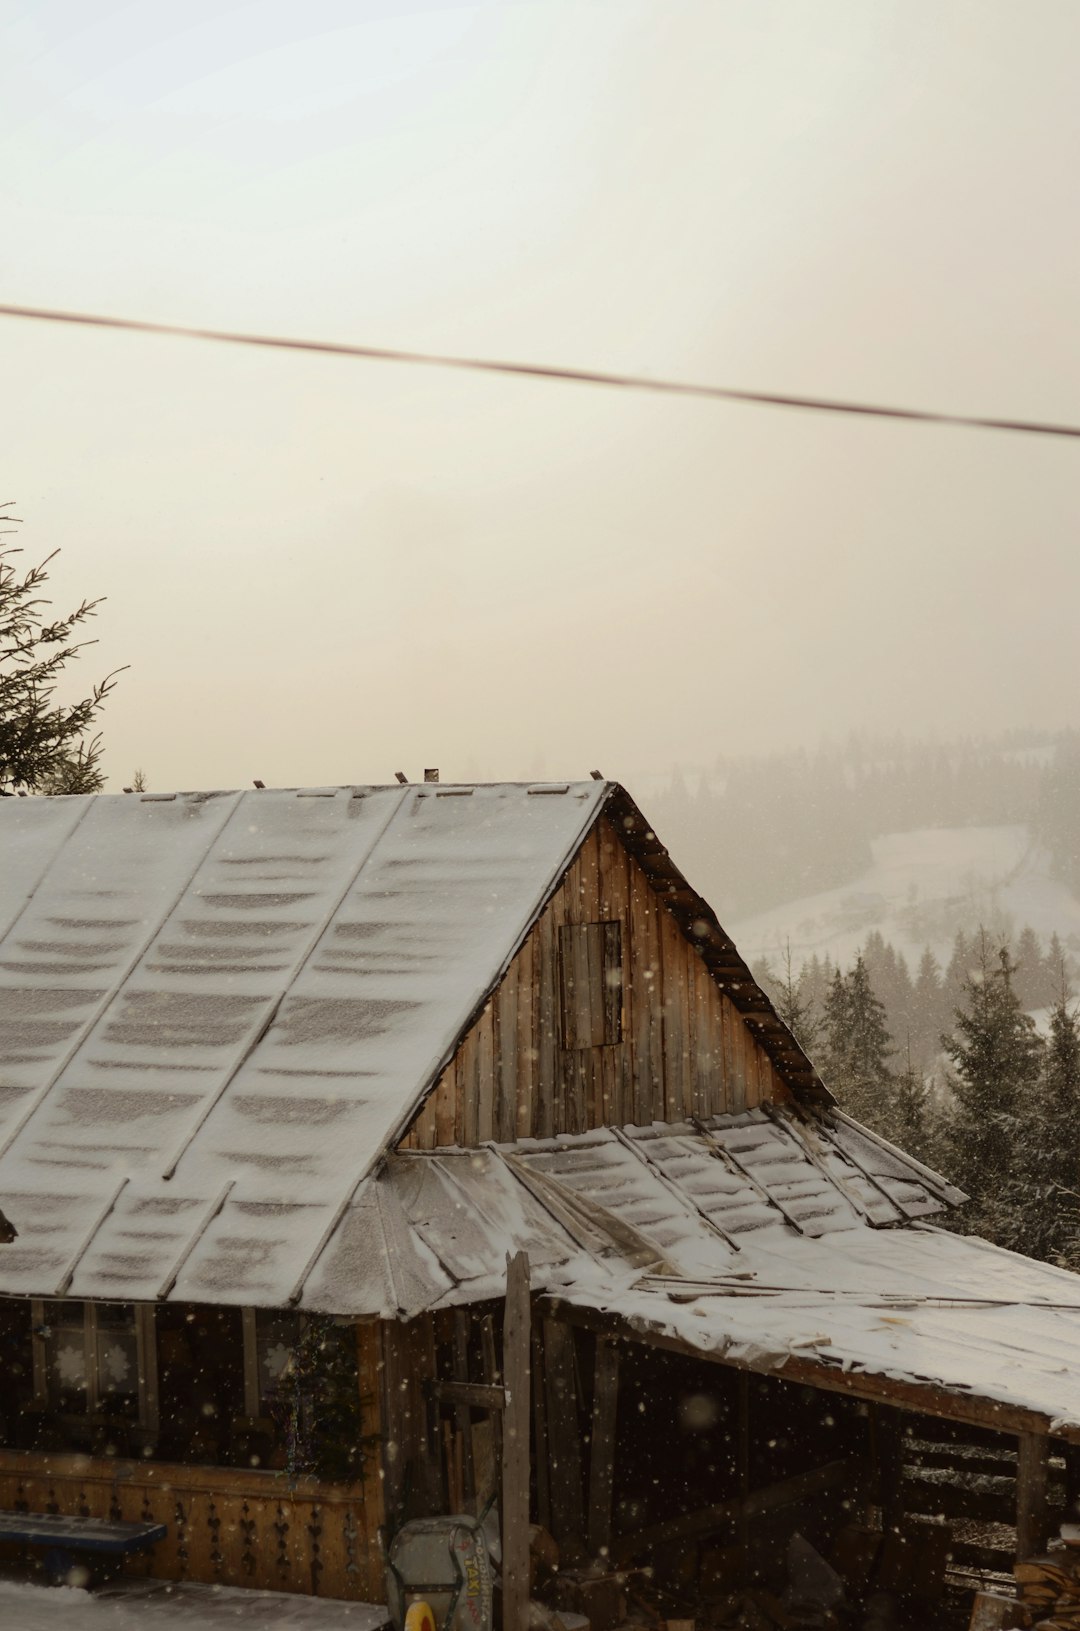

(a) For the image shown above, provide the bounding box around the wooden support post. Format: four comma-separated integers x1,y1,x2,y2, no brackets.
586,1337,620,1560
543,1317,586,1556
1066,1443,1080,1517
382,1317,441,1522
480,1314,505,1480
868,1404,904,1533
502,1251,531,1631
533,1323,552,1533
379,1322,409,1532
736,1372,750,1557
1016,1432,1051,1561
357,1322,386,1539
453,1309,477,1513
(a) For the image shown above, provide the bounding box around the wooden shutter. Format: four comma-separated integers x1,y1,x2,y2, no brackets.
557,921,623,1048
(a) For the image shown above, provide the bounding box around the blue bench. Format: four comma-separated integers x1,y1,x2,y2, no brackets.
0,1510,166,1584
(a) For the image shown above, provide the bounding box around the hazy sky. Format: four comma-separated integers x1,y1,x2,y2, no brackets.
2,0,1079,790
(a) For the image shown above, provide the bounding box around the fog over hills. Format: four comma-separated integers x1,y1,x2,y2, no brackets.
633,731,1080,1066
629,733,1080,1076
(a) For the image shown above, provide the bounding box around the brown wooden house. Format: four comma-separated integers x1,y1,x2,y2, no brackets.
0,780,1079,1619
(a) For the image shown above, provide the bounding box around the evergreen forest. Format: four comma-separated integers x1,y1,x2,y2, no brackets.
753,929,1080,1270
644,729,1080,1269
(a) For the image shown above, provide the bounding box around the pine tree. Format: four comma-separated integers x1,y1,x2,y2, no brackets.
912,947,944,1069
1009,977,1080,1267
772,941,821,1058
943,930,972,1015
940,937,1043,1239
822,956,894,1128
0,508,123,794
1043,933,1070,1009
802,955,829,1019
890,947,916,1053
1014,926,1044,1011
843,955,895,1126
821,967,853,1088
883,1040,931,1161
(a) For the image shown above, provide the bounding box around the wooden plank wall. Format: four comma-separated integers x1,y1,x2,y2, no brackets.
0,1322,386,1601
379,1314,439,1530
401,815,791,1149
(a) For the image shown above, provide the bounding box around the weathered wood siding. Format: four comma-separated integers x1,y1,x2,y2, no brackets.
0,1321,386,1602
401,815,791,1149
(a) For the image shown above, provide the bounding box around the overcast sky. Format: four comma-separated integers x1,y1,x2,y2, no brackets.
2,0,1078,790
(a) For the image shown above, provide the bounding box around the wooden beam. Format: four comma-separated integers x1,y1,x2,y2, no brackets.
547,1298,1079,1444
502,1252,531,1631
735,1372,750,1555
543,1317,586,1555
453,1311,477,1511
532,1323,552,1533
612,1456,867,1564
429,1380,506,1413
586,1337,620,1560
380,1317,442,1525
480,1314,505,1474
778,1351,1060,1444
1016,1432,1051,1560
867,1404,903,1531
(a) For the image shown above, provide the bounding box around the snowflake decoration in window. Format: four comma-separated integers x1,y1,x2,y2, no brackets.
262,1341,294,1386
101,1343,132,1388
55,1344,87,1388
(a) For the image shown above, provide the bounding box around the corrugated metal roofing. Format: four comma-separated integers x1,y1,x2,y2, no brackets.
0,782,605,1304
287,1114,1080,1439
296,1109,957,1317
561,1224,1080,1441
327,1121,1080,1438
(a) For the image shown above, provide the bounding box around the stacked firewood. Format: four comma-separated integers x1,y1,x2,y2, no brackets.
1014,1544,1080,1629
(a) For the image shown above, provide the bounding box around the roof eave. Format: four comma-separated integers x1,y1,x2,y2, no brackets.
543,1291,1080,1444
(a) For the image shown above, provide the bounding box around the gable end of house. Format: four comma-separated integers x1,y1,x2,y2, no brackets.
399,786,828,1150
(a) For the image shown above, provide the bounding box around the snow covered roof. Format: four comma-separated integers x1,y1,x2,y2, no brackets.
298,1108,1080,1442
0,782,606,1304
301,1106,962,1319
588,1227,1080,1443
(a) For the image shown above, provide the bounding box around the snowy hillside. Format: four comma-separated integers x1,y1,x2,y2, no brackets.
728,825,1080,974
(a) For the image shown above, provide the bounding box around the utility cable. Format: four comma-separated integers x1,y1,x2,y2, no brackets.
2,298,1079,441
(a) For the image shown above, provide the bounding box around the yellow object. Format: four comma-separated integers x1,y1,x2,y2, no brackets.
405,1600,438,1631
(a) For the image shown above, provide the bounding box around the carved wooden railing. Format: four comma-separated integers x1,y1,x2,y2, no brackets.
0,1448,384,1601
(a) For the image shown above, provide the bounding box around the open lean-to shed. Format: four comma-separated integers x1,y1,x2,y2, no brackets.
0,779,1079,1620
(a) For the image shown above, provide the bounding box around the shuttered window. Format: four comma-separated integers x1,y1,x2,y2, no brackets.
557,921,623,1048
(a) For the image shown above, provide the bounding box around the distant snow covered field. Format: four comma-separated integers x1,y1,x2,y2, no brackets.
729,825,1080,973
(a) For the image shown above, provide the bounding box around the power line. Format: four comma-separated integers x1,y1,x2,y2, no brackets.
2,298,1079,442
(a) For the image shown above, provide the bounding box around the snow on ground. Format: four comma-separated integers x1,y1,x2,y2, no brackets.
0,1577,389,1630
730,825,1080,973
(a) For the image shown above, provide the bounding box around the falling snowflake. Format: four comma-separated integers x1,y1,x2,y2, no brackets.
101,1343,131,1387
262,1341,294,1384
55,1344,86,1388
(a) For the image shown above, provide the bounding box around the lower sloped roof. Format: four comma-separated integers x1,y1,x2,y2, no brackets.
554,1224,1080,1442
300,1110,1080,1443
